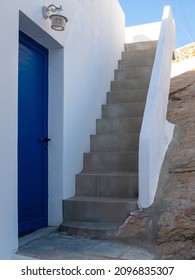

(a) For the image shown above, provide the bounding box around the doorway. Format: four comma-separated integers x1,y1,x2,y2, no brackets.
18,31,49,236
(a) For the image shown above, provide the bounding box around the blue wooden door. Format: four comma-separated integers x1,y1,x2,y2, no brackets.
18,32,48,236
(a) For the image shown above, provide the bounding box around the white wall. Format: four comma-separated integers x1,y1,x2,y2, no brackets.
62,0,125,199
125,22,161,43
0,2,19,260
125,8,175,209
138,6,175,208
171,57,195,78
0,0,125,259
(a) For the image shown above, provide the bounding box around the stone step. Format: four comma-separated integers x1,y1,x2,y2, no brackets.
107,89,147,104
62,196,137,223
111,78,150,91
125,40,158,52
102,102,145,118
76,172,138,198
96,117,142,134
82,151,138,173
60,39,156,239
121,49,156,63
114,66,152,80
60,221,121,239
118,57,155,68
90,133,139,152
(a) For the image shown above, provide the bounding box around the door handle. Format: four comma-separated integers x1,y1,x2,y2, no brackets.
41,137,51,142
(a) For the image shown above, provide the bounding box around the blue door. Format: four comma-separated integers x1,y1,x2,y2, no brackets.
18,31,48,236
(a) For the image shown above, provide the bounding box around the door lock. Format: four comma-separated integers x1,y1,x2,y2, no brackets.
41,137,51,142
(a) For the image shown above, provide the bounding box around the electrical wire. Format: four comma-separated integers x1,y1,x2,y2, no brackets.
179,0,194,42
160,0,194,45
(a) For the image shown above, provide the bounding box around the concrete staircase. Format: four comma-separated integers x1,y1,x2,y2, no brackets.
61,41,157,239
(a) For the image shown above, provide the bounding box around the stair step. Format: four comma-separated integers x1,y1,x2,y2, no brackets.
102,102,145,118
125,40,158,51
60,221,121,239
61,39,156,238
119,58,154,68
96,117,142,134
121,49,156,63
62,196,137,223
111,78,150,91
76,172,138,198
90,133,139,152
114,66,152,80
83,151,138,173
107,89,147,103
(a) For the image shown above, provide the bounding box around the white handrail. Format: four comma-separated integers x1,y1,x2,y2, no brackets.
138,6,175,208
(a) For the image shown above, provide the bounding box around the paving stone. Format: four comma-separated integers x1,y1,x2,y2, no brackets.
15,228,158,260
84,240,128,258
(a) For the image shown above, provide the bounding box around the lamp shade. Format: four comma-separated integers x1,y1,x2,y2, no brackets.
50,14,68,31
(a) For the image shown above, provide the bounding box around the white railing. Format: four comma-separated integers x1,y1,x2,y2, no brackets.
138,6,175,208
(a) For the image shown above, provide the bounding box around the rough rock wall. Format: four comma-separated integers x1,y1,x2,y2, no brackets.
116,70,195,260
173,43,195,62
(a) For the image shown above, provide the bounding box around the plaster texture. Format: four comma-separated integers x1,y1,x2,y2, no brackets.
0,0,125,259
138,6,175,208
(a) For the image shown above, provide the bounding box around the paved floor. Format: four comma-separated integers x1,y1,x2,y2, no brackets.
14,227,158,260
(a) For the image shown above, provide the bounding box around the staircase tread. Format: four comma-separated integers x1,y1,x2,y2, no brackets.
78,172,138,176
116,65,152,68
120,50,156,55
111,85,149,90
125,40,157,44
108,89,148,93
61,221,121,230
91,132,139,136
107,91,148,95
97,116,142,120
112,77,149,81
66,196,137,203
101,115,143,119
84,151,138,154
103,101,145,105
111,75,151,80
61,39,154,236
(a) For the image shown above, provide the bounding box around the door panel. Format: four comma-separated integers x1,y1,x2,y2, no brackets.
18,31,48,236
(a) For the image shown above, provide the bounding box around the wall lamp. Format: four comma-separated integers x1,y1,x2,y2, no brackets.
42,4,68,31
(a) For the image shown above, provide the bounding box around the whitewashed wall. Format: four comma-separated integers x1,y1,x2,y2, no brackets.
138,6,175,208
125,7,175,209
0,1,19,260
0,0,125,259
125,22,161,43
171,57,195,78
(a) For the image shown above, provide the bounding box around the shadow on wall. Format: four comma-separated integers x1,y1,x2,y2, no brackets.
125,22,161,44
133,35,153,42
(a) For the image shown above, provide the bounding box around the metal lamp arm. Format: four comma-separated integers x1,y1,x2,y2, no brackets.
42,5,63,19
47,5,63,13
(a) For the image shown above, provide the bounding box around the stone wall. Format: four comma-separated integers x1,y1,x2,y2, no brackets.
173,43,195,62
116,70,195,260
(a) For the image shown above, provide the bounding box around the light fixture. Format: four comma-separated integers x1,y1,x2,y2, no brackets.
42,4,68,31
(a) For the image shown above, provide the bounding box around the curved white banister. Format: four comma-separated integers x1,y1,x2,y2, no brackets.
138,6,175,208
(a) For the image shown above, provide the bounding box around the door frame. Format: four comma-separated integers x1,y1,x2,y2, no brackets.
18,11,64,230
18,31,49,235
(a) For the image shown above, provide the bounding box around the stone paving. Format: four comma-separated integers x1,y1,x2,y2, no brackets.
14,227,158,260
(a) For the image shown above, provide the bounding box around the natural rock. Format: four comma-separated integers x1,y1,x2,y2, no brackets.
155,70,195,259
173,43,195,62
116,69,195,259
